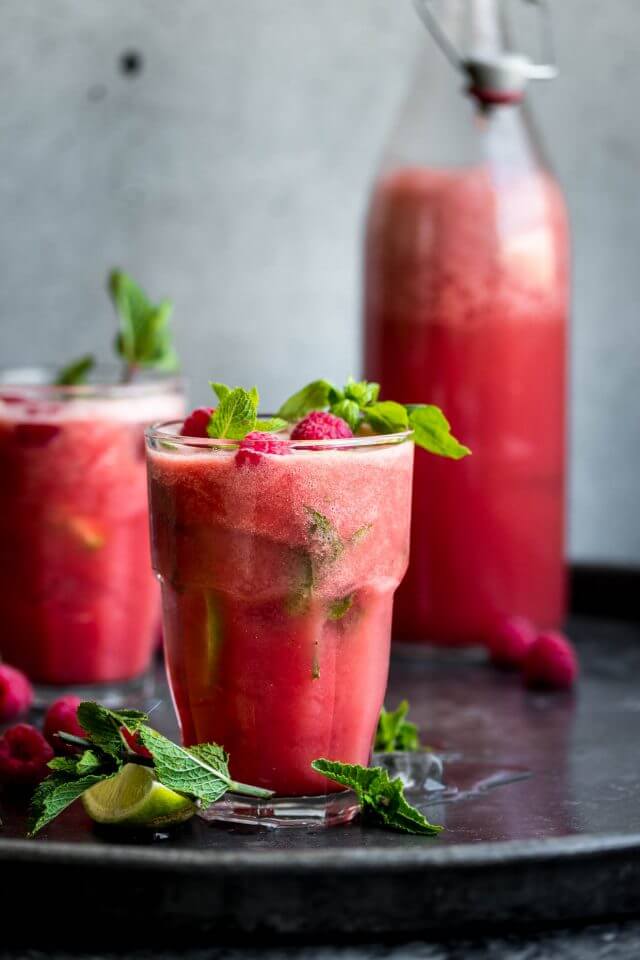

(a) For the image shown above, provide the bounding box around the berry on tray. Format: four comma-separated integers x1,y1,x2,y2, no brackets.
0,724,54,787
43,695,86,754
523,631,578,690
487,616,537,668
0,664,34,722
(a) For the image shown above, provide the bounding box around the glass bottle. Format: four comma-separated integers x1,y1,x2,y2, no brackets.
364,0,569,647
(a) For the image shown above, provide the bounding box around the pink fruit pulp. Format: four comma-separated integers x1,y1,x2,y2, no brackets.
147,438,413,796
0,390,183,685
364,166,569,646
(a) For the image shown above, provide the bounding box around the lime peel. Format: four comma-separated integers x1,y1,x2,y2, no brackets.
82,763,197,828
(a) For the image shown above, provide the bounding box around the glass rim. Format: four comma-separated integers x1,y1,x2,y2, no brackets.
146,419,414,451
0,365,184,399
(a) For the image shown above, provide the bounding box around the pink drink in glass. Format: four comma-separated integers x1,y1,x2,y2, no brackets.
146,425,413,814
0,370,184,692
365,166,568,646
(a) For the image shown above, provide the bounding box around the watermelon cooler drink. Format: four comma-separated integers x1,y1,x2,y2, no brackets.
146,412,414,825
0,368,184,699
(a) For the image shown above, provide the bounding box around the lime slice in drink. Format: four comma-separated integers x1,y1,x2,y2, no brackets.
82,763,197,828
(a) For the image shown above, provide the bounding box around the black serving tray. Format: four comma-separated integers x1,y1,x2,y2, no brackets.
1,567,639,947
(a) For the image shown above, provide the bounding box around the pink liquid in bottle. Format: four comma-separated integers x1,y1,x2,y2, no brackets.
365,160,568,647
363,0,571,647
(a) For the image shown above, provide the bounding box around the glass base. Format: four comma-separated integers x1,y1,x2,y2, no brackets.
200,790,360,829
33,669,156,710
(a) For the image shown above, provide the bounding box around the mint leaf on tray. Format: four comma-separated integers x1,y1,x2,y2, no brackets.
375,700,421,753
311,758,442,836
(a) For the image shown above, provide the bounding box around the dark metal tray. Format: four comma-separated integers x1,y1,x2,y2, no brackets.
1,568,639,946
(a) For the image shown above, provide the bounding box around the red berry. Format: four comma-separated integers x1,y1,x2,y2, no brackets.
291,411,353,441
120,726,152,759
180,407,215,438
523,631,578,690
235,431,290,468
43,696,85,754
487,616,536,669
0,724,54,786
0,664,34,722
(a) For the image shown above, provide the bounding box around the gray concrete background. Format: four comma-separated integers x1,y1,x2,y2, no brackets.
0,0,638,565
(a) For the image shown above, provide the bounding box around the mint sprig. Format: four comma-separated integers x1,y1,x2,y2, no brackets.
54,354,96,387
375,700,421,753
110,270,179,380
207,382,286,440
277,377,470,459
311,759,442,836
28,701,273,836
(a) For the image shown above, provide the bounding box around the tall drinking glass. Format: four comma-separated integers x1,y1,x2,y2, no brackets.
146,422,414,826
0,367,184,703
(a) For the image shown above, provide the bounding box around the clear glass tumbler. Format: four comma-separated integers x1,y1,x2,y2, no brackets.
146,422,414,826
0,367,184,704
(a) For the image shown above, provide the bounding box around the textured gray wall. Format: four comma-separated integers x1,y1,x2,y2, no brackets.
0,0,638,565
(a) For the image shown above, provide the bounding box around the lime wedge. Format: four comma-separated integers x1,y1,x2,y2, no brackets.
82,763,197,828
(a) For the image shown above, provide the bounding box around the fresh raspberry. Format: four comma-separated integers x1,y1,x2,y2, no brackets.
43,696,85,754
290,411,353,441
0,664,34,722
0,724,54,787
523,631,578,690
486,616,536,669
235,431,290,467
180,407,215,438
121,726,152,759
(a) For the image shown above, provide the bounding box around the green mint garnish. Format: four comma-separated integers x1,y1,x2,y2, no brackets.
110,269,179,379
137,728,272,805
375,700,422,753
208,386,259,440
208,382,287,440
277,377,470,459
406,405,470,459
55,354,96,386
276,379,334,421
328,594,353,621
28,701,272,836
29,773,114,837
311,758,442,836
362,400,409,434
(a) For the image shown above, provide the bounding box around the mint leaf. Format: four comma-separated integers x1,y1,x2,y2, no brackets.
76,749,104,776
306,508,344,566
208,387,258,440
28,773,112,836
48,756,81,774
330,399,361,433
210,382,231,402
252,417,288,433
77,702,147,761
109,270,179,375
375,701,421,752
277,380,334,421
311,759,442,836
328,595,353,621
363,401,409,434
407,405,471,459
343,377,380,407
138,726,273,804
55,354,95,386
